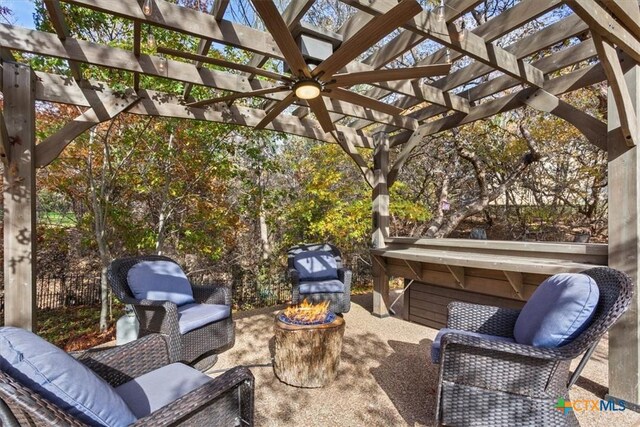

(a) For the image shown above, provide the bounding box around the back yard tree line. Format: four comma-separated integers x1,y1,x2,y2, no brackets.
0,1,607,332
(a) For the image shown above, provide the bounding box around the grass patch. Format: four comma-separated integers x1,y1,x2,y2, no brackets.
39,211,76,227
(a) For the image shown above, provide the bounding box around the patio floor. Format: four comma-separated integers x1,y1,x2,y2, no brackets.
212,291,640,427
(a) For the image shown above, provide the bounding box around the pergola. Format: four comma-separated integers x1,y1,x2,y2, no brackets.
1,0,639,408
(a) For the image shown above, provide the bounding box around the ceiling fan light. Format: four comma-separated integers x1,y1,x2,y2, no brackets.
294,80,322,99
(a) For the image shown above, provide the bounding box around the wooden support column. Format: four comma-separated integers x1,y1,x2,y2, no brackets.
372,132,390,318
607,62,640,408
2,62,36,330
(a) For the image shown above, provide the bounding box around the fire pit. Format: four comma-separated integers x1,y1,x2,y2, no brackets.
273,300,345,388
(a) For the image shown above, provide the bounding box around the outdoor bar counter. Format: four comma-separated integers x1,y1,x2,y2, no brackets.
370,237,608,329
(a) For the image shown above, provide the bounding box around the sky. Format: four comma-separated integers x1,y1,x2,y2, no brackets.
1,0,36,28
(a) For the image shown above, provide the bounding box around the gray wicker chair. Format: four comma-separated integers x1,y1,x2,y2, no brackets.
0,334,254,426
108,255,235,371
287,243,351,313
435,267,633,427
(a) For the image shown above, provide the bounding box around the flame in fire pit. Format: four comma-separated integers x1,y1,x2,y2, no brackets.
279,299,336,325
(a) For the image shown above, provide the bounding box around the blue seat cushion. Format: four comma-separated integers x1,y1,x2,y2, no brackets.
431,328,515,363
177,303,231,334
294,251,338,280
0,326,136,427
298,279,344,294
115,363,211,419
514,273,599,347
127,260,195,306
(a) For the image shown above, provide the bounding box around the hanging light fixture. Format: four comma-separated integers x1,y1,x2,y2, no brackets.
458,21,467,42
434,0,445,22
293,80,322,100
157,55,167,74
445,48,451,63
142,0,154,16
147,27,157,51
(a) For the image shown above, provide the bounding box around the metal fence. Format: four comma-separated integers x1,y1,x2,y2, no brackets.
0,273,292,313
0,274,102,313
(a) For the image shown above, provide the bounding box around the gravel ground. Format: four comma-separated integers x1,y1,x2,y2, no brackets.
212,291,640,427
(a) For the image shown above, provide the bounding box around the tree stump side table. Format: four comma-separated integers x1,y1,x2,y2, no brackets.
273,314,345,388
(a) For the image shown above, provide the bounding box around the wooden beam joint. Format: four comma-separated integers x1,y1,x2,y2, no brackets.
503,270,524,300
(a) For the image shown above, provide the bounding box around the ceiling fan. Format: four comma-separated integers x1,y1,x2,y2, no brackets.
186,0,451,134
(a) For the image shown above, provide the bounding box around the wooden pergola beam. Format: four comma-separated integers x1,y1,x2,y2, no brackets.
342,0,545,88
43,0,83,81
2,62,36,331
64,0,468,116
0,25,396,130
592,33,639,146
63,0,283,58
33,71,375,149
182,0,230,100
369,36,596,135
521,89,607,150
35,92,140,167
132,21,141,91
567,0,640,65
362,0,481,69
353,0,565,129
600,0,640,40
0,108,10,165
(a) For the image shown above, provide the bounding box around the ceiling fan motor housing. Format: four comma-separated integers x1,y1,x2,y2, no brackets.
288,22,343,72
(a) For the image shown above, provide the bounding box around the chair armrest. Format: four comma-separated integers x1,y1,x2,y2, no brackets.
192,284,232,305
446,301,520,337
75,335,173,387
338,268,352,292
439,332,573,396
440,332,570,361
132,366,255,426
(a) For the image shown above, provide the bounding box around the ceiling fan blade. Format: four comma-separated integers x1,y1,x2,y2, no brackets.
251,0,311,79
328,88,402,116
313,0,422,81
330,64,452,87
158,46,293,83
256,92,297,129
187,87,289,108
307,97,335,133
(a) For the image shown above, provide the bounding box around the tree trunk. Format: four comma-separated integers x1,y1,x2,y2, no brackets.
155,133,175,255
88,128,111,332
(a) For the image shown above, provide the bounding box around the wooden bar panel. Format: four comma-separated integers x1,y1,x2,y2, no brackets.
407,280,527,329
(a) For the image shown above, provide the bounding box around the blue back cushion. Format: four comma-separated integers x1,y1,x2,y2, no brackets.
0,327,137,426
513,273,599,347
293,251,338,280
127,260,195,306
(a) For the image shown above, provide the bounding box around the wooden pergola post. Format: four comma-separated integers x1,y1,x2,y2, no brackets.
372,132,390,317
607,63,640,408
2,61,37,331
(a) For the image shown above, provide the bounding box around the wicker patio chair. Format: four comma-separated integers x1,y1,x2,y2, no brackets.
434,267,633,427
108,255,235,371
287,243,351,313
0,333,254,427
